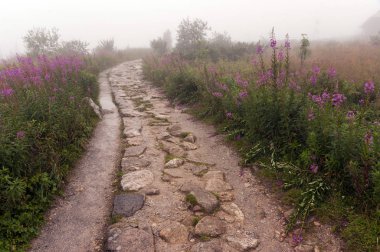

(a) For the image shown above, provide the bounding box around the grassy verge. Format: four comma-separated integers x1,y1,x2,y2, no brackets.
142,36,380,250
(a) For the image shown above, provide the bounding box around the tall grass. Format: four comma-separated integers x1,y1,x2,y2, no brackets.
0,55,99,251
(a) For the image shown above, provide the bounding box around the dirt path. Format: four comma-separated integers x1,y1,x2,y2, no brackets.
30,71,121,252
105,60,343,252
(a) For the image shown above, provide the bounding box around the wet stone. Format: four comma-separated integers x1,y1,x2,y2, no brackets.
112,193,145,217
194,216,226,237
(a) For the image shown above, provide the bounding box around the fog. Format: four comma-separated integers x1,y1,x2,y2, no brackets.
0,0,379,57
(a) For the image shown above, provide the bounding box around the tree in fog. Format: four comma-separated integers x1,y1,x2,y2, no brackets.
59,40,89,55
176,18,209,59
24,27,60,56
94,39,115,53
162,30,172,51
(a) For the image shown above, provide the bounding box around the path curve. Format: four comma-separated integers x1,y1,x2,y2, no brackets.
30,71,121,252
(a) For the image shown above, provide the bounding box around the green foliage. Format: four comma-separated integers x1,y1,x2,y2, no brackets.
185,194,198,206
0,70,98,250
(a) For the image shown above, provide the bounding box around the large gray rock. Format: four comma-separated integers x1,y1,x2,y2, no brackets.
194,216,226,237
121,170,154,191
106,227,154,252
188,187,219,213
225,235,260,251
112,193,144,217
159,221,189,244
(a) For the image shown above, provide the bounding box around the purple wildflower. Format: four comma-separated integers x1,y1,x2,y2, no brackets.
308,110,315,121
238,90,248,99
364,81,375,94
292,233,303,245
364,131,373,145
270,38,277,48
310,163,319,173
346,110,355,120
212,92,223,98
327,67,336,78
0,87,14,97
332,93,347,107
216,82,229,91
256,44,264,54
285,39,291,49
278,50,284,61
16,131,25,139
310,75,317,86
226,112,233,119
235,73,249,88
310,94,324,107
312,66,321,75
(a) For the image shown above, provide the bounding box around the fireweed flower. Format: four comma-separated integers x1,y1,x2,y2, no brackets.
238,90,248,99
256,44,264,54
212,92,223,98
285,39,291,49
16,131,25,139
308,110,316,121
292,234,303,245
270,38,277,48
226,112,233,119
216,82,229,91
364,131,373,145
235,73,249,88
312,66,321,75
346,110,355,120
327,67,336,78
321,91,330,102
278,50,284,61
332,93,347,107
310,94,324,107
359,99,365,106
1,87,14,97
310,163,319,173
310,75,317,86
364,81,375,94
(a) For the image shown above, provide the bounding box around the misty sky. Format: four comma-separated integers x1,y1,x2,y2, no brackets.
0,0,379,57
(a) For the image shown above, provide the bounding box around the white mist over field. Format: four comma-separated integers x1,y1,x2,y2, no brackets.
0,0,378,57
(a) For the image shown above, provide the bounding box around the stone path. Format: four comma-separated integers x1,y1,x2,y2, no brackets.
105,60,343,252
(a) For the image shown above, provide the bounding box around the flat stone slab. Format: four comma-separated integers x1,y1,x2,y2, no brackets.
205,178,233,193
112,193,145,217
161,142,187,157
121,157,151,172
107,227,154,252
163,168,192,178
225,234,260,251
190,165,209,176
203,170,225,181
121,170,154,191
124,146,146,157
159,221,189,244
194,216,226,237
181,142,198,150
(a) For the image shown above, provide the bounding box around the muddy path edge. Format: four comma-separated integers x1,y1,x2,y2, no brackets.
29,69,122,252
